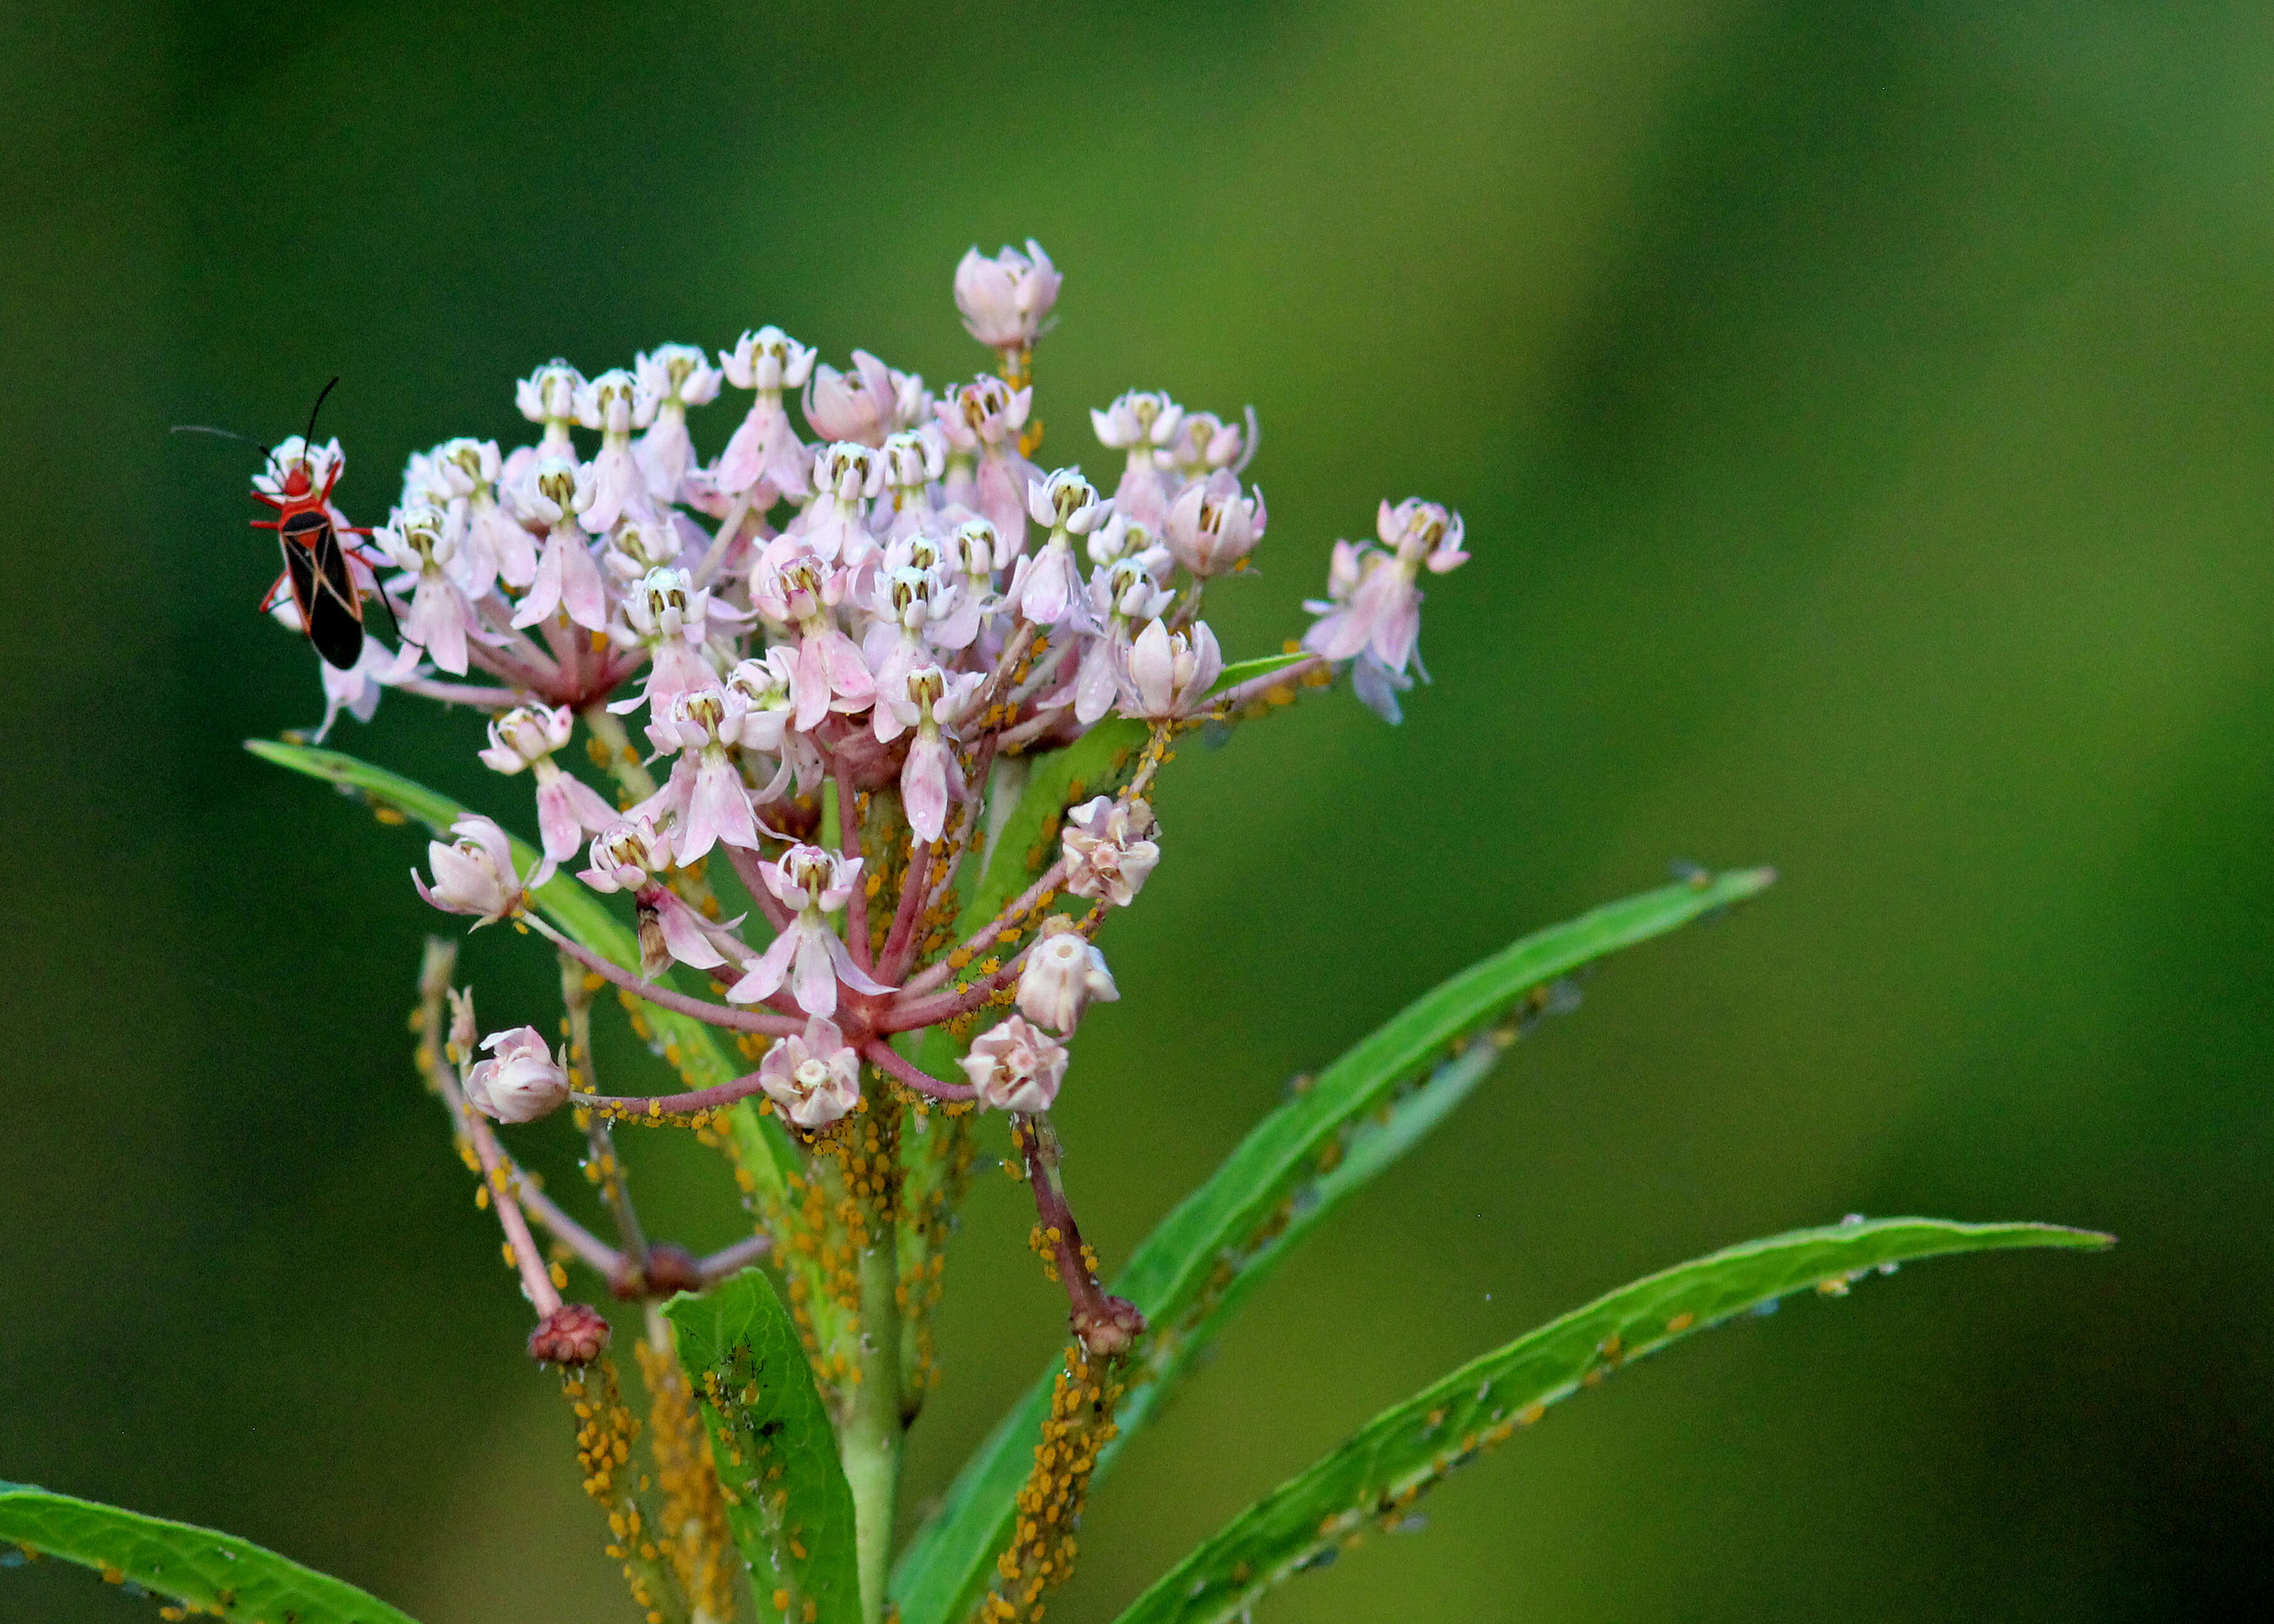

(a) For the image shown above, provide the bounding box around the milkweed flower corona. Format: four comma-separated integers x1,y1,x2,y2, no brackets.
7,233,2095,1624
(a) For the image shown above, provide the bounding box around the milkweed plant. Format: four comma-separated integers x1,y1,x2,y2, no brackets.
1,244,2109,1624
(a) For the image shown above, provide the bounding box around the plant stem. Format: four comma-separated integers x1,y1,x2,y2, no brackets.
841,1196,904,1624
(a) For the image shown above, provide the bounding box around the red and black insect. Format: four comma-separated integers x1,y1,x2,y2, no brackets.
177,378,397,671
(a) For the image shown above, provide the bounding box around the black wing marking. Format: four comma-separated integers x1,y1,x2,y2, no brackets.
286,510,366,670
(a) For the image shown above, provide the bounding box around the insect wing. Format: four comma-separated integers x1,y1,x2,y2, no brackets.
283,508,367,670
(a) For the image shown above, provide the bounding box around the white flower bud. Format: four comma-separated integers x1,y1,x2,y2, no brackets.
413,814,551,927
464,1026,571,1124
953,240,1061,350
1015,919,1119,1033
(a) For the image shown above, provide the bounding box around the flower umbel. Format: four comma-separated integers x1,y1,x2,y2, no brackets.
245,238,1477,1624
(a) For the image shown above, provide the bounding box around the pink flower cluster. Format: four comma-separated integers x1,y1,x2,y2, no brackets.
291,244,1466,1130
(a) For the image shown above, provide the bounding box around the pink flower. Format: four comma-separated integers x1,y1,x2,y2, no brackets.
888,666,983,841
1300,499,1467,676
1162,470,1265,578
514,361,585,454
953,240,1061,350
478,703,574,773
1117,617,1221,719
643,689,761,861
804,350,905,448
636,883,746,977
632,344,723,503
1004,469,1107,627
797,442,885,568
1075,553,1172,725
532,769,621,865
476,705,615,863
601,517,686,582
414,814,554,927
716,327,816,498
1026,466,1111,536
1061,795,1160,907
867,569,963,740
727,845,892,1017
1165,406,1257,478
580,814,670,893
934,379,1036,546
752,557,875,731
957,1015,1069,1113
1092,391,1184,527
1015,918,1119,1033
428,437,535,591
758,1017,863,1129
574,369,658,535
722,649,814,798
608,566,736,719
510,458,610,632
464,1026,571,1124
380,504,479,676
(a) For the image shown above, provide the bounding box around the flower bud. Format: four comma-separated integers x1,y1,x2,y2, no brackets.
1162,471,1265,578
805,351,901,447
953,239,1061,350
1015,918,1119,1033
1061,795,1160,907
414,814,551,926
527,1302,611,1366
958,1016,1070,1113
1118,617,1223,719
464,1026,571,1124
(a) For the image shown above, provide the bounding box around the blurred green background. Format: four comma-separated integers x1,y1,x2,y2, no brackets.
4,1,2270,1618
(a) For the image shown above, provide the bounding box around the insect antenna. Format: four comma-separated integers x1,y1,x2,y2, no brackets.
300,376,342,460
171,422,279,462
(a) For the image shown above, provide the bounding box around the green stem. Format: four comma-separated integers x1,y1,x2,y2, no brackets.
842,1207,904,1624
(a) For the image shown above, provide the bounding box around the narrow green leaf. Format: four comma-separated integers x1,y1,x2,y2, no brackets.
1112,1218,2110,1624
666,1272,864,1624
890,868,1774,1624
245,738,802,1207
1112,1033,1513,1455
0,1482,420,1623
1206,651,1312,695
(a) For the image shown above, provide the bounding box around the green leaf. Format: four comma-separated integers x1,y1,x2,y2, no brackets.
245,738,802,1208
1111,1217,2112,1624
1206,651,1312,695
1111,1031,1513,1457
0,1481,420,1623
890,867,1774,1624
666,1271,863,1624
